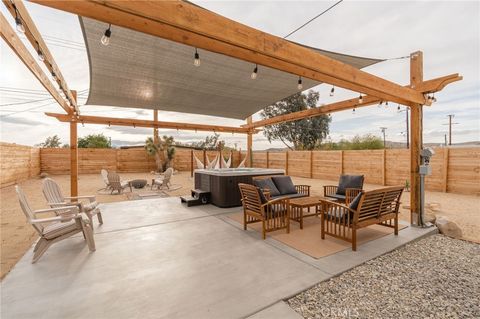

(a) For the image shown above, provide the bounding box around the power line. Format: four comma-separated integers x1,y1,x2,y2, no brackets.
283,0,344,39
0,101,58,118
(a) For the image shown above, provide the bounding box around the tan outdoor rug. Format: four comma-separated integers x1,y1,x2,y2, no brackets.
228,212,407,259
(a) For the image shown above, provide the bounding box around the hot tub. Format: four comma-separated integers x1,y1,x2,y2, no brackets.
194,168,285,208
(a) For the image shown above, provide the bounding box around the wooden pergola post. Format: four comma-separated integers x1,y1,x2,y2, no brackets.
70,90,78,197
246,116,253,167
409,51,423,225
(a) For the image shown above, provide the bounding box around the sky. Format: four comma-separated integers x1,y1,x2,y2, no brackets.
1,0,479,150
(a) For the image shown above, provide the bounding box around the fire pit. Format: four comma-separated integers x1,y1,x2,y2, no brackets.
130,179,147,189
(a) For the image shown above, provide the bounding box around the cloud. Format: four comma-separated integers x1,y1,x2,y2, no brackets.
0,116,46,126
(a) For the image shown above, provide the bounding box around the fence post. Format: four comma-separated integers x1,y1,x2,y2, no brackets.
382,149,386,186
442,148,449,192
285,151,289,175
203,149,206,169
310,151,313,178
266,151,269,168
190,149,193,177
340,150,344,175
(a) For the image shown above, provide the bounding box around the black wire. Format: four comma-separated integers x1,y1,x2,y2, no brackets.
283,0,344,39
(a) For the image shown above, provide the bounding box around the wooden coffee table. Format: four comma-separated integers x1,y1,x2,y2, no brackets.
289,196,328,229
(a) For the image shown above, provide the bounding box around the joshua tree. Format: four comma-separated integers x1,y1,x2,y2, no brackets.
145,135,176,172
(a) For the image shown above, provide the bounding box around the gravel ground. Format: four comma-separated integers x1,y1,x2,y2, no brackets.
288,235,480,319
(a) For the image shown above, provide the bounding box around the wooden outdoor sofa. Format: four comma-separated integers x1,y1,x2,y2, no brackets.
252,175,310,200
320,186,404,251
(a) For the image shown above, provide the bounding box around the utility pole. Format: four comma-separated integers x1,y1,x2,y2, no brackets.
380,127,387,148
443,114,459,146
444,134,447,147
398,106,409,148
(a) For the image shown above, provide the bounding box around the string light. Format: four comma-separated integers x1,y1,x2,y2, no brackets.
431,94,437,103
352,107,356,114
51,70,57,82
358,95,363,104
251,64,258,79
36,41,44,61
330,86,335,97
194,48,200,67
101,24,111,46
397,104,401,111
378,101,383,108
14,6,25,33
297,76,303,90
385,101,389,108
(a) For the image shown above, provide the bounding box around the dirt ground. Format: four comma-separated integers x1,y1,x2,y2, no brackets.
1,171,479,279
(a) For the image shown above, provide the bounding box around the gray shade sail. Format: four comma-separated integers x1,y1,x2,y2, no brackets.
80,17,383,120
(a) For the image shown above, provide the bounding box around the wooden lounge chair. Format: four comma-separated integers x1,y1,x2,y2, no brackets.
151,167,173,190
15,185,95,263
324,174,364,205
107,171,132,194
100,169,111,191
238,183,290,239
42,177,103,225
320,186,404,251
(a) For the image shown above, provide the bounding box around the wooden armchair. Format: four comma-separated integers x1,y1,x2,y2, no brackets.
324,174,364,205
238,183,290,239
16,185,96,263
320,186,404,251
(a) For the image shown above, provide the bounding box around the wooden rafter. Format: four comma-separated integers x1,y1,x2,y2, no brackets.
0,12,72,114
243,74,462,129
31,0,427,106
3,0,77,114
45,113,258,134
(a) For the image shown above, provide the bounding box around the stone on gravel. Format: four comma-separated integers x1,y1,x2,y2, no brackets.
436,216,463,238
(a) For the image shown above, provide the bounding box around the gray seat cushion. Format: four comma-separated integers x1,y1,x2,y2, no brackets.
325,193,346,202
253,178,281,197
336,175,364,195
271,176,297,195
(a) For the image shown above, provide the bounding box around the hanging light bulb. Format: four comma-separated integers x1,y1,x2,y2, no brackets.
297,76,303,90
397,104,401,111
251,64,258,79
330,86,335,97
35,41,44,61
194,48,201,67
358,95,363,104
352,107,356,114
101,24,111,46
13,6,25,33
432,94,437,103
378,101,383,108
385,101,389,108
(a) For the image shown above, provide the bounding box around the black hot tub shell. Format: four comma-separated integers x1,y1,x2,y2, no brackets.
194,168,285,208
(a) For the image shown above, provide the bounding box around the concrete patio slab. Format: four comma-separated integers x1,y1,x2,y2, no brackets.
1,198,329,319
247,301,303,319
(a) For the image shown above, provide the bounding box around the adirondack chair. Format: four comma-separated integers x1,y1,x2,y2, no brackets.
151,167,173,190
42,178,103,225
16,185,95,263
320,186,404,251
100,169,110,191
107,171,132,194
238,183,290,239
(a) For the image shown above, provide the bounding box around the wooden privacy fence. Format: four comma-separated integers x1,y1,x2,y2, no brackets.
249,148,479,195
1,142,478,195
0,142,40,188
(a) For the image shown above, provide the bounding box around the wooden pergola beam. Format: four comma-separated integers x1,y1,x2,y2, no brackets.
244,74,462,129
0,12,72,114
31,0,427,106
45,113,258,134
3,0,77,114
